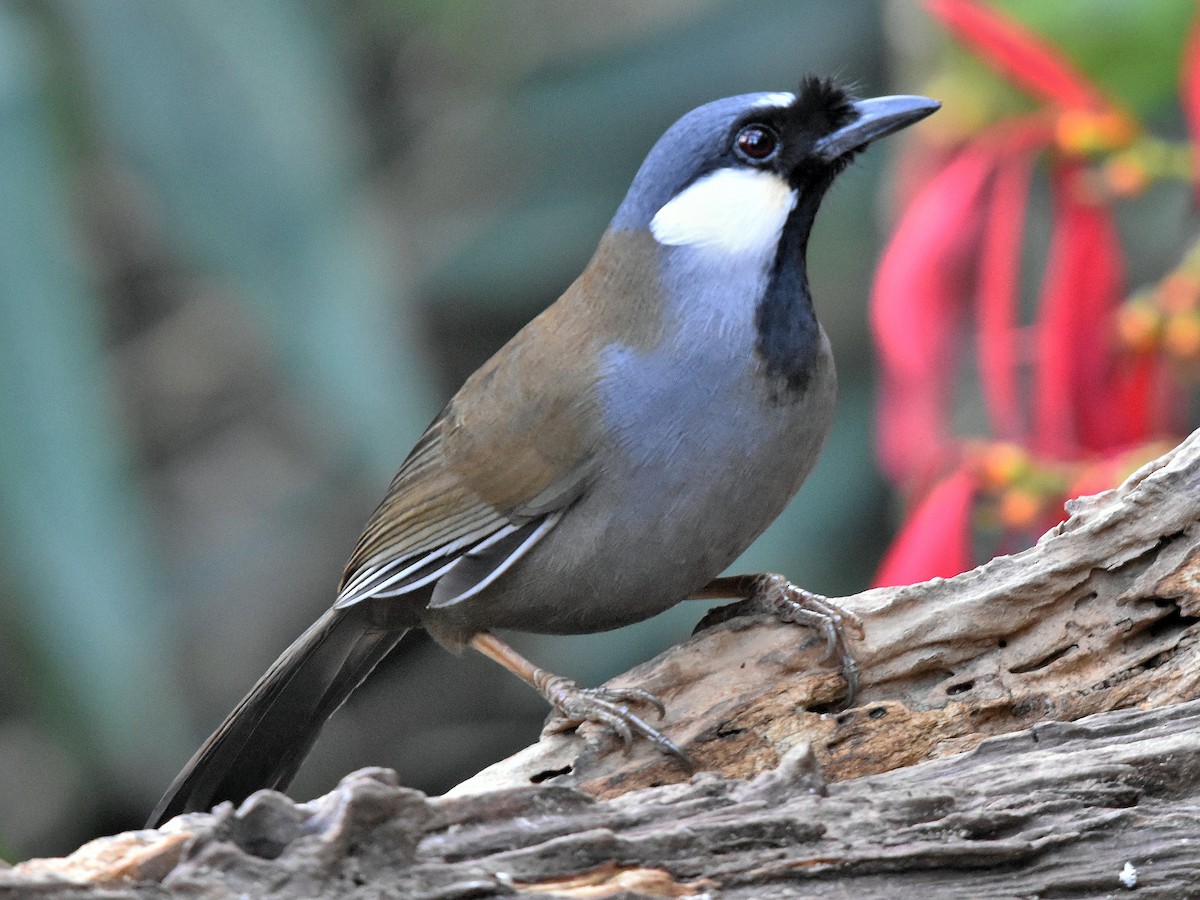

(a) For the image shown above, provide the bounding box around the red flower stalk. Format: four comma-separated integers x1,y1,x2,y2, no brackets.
873,468,978,588
1032,163,1127,458
872,1,1189,589
974,128,1043,440
872,143,994,485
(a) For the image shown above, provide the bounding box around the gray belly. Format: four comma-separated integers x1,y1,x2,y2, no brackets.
422,332,836,642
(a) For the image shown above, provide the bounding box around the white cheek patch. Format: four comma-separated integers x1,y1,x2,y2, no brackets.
650,167,797,257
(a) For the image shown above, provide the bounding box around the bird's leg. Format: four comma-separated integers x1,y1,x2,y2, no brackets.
689,574,863,706
468,632,687,762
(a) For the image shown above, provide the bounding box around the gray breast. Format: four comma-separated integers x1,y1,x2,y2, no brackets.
425,322,835,640
421,236,836,641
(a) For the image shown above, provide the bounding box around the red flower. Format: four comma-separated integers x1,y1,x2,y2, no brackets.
1032,163,1127,458
871,144,993,485
974,124,1046,440
871,1,1187,589
873,468,978,588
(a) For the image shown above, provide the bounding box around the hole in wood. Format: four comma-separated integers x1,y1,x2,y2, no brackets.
1142,603,1199,640
530,765,573,783
1008,643,1076,674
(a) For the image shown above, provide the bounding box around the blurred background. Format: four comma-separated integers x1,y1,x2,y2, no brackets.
0,0,904,856
1,0,1193,861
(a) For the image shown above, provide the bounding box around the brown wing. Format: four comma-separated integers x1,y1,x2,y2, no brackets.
335,411,523,607
335,229,665,610
333,316,600,610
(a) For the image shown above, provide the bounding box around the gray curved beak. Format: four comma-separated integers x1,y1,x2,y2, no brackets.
815,95,941,161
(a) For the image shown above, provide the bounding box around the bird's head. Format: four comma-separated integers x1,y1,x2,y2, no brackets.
611,77,940,259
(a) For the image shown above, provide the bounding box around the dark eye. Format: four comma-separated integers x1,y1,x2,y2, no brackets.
734,124,779,162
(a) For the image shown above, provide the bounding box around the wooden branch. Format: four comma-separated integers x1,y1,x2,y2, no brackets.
5,429,1200,898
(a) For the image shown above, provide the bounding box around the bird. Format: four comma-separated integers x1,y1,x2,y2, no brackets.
148,76,939,827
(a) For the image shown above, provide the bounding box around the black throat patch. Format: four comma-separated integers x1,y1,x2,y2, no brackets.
749,77,856,402
753,187,828,402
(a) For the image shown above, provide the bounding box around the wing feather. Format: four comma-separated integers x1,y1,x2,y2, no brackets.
335,406,581,610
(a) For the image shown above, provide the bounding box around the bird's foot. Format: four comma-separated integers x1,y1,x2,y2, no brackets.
535,673,688,764
696,574,862,707
754,574,862,706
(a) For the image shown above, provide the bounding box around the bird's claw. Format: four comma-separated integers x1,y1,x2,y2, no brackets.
748,574,862,708
538,676,687,764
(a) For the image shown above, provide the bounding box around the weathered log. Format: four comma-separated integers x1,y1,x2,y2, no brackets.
5,428,1200,898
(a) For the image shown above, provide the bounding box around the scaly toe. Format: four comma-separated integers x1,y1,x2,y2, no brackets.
599,686,667,718
540,679,687,763
749,576,862,707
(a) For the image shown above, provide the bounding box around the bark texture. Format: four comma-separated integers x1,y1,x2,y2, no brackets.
5,429,1200,899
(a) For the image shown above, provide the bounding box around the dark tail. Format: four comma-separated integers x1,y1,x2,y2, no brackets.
148,607,407,827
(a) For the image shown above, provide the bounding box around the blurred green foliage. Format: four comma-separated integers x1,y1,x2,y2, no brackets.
1005,0,1192,113
932,0,1195,123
